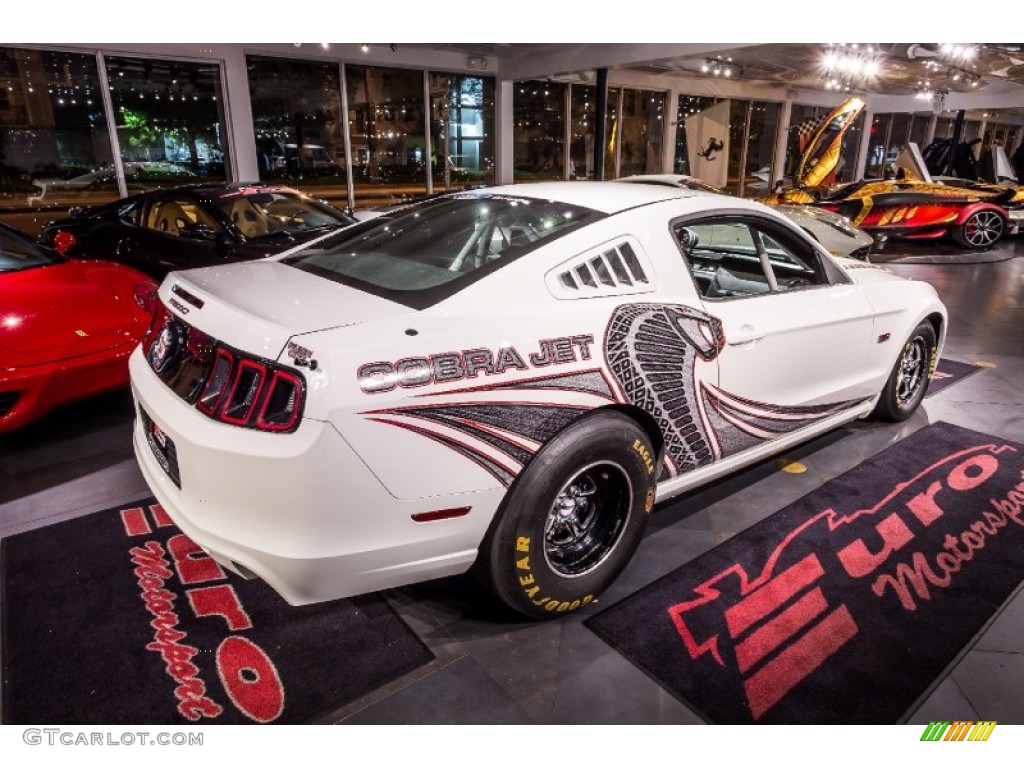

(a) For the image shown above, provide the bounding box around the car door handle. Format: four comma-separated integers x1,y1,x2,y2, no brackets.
728,326,765,346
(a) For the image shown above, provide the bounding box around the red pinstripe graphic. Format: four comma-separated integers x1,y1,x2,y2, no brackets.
362,398,592,416
367,416,518,485
421,367,621,401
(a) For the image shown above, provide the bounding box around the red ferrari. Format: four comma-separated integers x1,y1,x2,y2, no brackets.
0,222,157,432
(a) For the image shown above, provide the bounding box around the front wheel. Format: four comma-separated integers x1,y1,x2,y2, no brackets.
872,321,937,422
480,411,657,619
952,210,1004,249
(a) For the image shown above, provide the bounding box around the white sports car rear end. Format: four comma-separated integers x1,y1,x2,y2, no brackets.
131,182,946,618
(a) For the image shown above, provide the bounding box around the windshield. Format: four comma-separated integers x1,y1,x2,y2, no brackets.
214,190,356,240
282,195,603,308
0,226,60,273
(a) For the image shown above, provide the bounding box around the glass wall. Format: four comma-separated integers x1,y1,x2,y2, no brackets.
744,101,781,192
513,81,565,182
0,47,114,234
934,116,956,140
908,113,932,149
429,73,494,191
247,56,346,206
569,84,595,180
105,55,229,191
346,65,427,204
618,89,665,177
865,113,892,179
674,95,719,176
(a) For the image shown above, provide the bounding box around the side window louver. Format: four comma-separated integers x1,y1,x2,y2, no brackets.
555,242,651,295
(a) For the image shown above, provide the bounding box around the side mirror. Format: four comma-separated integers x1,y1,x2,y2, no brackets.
179,223,223,243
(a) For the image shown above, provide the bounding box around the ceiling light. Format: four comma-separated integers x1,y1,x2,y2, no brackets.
361,44,370,53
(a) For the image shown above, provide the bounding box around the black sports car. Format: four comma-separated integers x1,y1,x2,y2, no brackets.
40,183,358,280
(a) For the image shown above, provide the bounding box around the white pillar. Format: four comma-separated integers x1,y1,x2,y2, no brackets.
220,47,259,182
772,98,792,185
662,89,677,174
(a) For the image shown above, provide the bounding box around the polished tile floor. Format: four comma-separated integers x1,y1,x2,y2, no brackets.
2,239,1023,725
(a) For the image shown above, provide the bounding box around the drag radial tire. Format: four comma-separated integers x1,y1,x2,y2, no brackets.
872,321,937,422
482,411,658,620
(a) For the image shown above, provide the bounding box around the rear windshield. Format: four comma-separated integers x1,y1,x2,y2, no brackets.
282,195,604,308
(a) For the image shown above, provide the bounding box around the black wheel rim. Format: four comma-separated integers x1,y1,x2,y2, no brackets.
543,461,632,578
896,336,928,407
963,211,1003,248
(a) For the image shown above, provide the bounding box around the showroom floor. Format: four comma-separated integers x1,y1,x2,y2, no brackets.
2,239,1023,725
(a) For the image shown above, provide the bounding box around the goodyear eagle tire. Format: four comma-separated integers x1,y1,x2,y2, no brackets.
872,321,937,422
482,411,657,619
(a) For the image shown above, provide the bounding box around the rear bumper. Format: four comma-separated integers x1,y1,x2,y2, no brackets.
129,347,503,605
0,342,135,432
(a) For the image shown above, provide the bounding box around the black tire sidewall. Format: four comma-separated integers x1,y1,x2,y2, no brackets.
875,321,937,421
486,412,656,619
955,211,1003,250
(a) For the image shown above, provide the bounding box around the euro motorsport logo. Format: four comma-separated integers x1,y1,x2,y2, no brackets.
920,721,997,741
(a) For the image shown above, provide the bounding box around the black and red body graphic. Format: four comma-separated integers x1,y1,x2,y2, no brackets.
361,303,869,486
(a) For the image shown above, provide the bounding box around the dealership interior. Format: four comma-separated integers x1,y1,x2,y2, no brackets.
2,41,1024,728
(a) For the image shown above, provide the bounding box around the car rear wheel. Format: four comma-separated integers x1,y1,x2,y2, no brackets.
872,321,937,422
952,210,1004,249
480,411,657,619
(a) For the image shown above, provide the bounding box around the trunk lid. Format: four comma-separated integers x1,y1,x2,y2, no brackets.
163,260,411,359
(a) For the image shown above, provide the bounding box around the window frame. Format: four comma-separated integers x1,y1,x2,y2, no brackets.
668,209,849,303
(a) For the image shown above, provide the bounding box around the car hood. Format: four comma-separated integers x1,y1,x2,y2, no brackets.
0,260,146,359
164,260,411,360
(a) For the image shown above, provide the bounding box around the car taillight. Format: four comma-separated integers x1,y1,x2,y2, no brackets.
183,344,304,432
141,305,305,433
133,281,159,315
52,230,77,255
143,299,170,353
255,370,304,432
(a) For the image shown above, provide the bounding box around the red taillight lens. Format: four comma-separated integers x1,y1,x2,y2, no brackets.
219,359,267,425
196,348,234,415
143,300,170,353
142,309,305,433
53,230,77,255
133,281,159,316
255,370,303,432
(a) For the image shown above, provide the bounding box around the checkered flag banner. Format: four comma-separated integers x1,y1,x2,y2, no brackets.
792,115,825,153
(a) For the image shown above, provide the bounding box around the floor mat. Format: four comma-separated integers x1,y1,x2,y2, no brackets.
928,358,986,398
1,500,433,724
586,422,1024,723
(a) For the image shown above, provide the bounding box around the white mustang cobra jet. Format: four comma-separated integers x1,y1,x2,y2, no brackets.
131,182,946,618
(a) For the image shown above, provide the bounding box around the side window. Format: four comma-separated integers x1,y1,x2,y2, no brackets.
675,221,772,299
142,198,219,237
756,230,826,291
674,217,831,300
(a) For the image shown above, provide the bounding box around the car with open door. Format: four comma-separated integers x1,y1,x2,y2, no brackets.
40,183,358,280
130,182,947,618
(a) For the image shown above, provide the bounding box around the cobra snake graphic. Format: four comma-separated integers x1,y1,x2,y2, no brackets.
605,304,725,475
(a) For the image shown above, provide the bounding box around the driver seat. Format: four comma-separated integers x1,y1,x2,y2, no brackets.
229,198,269,239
